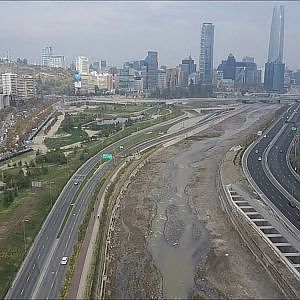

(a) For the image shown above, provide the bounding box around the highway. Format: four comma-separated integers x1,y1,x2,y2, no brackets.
245,103,300,231
6,108,235,299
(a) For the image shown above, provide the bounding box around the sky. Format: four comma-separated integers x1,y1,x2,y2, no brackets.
1,1,300,70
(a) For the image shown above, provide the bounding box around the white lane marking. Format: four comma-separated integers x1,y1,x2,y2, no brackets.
42,244,45,249
32,263,36,270
37,253,40,259
27,274,31,282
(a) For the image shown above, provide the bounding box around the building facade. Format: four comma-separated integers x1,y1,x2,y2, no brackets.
49,55,66,69
76,56,89,75
143,51,158,90
264,6,285,92
1,73,36,100
41,46,53,67
199,23,214,85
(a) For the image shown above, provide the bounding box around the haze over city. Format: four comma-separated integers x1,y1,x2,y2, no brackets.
1,1,300,69
1,1,300,300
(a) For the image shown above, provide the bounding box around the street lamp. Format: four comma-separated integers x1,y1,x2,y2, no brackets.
22,218,30,255
49,181,55,208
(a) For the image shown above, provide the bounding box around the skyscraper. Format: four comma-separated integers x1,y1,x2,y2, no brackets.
264,6,285,92
199,23,214,85
143,51,158,90
41,47,53,67
268,6,284,64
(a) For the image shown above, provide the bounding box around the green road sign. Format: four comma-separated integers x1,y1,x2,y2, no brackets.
102,153,113,160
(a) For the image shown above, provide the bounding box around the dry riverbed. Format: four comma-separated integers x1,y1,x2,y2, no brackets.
103,104,284,299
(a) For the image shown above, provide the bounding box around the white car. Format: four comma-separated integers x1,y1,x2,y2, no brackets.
60,256,68,265
258,157,262,161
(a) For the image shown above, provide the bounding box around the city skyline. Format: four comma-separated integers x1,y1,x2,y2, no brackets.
0,1,300,70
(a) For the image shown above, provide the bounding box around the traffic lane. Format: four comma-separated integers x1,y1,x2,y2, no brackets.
10,183,78,299
36,166,108,299
247,154,300,229
268,126,300,201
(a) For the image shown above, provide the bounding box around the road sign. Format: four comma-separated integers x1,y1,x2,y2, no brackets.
102,153,113,160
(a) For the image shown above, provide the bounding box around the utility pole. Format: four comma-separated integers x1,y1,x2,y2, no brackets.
22,218,30,256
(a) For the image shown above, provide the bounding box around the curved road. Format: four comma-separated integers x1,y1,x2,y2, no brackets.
245,103,300,231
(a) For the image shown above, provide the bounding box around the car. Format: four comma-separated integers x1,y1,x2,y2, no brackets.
74,182,79,185
255,149,259,153
263,134,267,138
60,256,68,265
258,157,262,161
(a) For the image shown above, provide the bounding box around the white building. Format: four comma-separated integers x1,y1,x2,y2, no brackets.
76,56,89,74
41,46,53,67
49,55,66,69
1,73,36,100
157,70,166,90
2,73,18,96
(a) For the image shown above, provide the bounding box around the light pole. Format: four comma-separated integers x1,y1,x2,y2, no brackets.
49,181,55,208
22,218,30,256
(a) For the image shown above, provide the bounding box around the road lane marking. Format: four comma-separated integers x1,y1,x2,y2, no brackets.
27,274,31,282
32,264,36,270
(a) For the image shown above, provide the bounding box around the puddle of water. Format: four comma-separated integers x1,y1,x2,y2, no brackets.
148,142,213,299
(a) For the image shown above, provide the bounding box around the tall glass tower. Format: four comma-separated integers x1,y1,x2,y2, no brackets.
199,23,214,85
264,6,285,92
268,5,284,63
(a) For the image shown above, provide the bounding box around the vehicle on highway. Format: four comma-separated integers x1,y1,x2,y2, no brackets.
258,156,262,161
263,134,267,138
74,182,79,185
255,149,259,153
60,256,68,265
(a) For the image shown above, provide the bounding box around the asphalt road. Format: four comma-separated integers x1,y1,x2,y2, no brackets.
246,103,300,230
6,109,228,299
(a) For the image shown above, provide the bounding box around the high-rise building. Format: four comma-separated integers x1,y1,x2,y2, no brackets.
76,56,89,74
264,6,285,92
1,73,36,100
49,55,66,69
143,51,158,90
217,53,259,90
157,69,167,90
180,55,197,87
100,60,107,71
41,46,53,67
199,22,214,85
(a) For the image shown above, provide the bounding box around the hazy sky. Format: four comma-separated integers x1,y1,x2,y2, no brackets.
1,1,300,70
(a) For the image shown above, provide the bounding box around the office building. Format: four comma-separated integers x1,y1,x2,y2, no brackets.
180,56,197,87
76,56,89,75
1,73,36,100
49,55,65,69
264,6,285,92
117,67,135,91
157,69,167,90
199,22,214,84
90,61,100,73
100,60,107,71
41,46,53,67
143,51,158,90
217,53,260,90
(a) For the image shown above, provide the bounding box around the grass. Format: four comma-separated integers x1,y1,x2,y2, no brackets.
0,157,84,298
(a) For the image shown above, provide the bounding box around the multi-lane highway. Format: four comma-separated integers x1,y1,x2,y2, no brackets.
7,107,240,299
245,103,300,231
